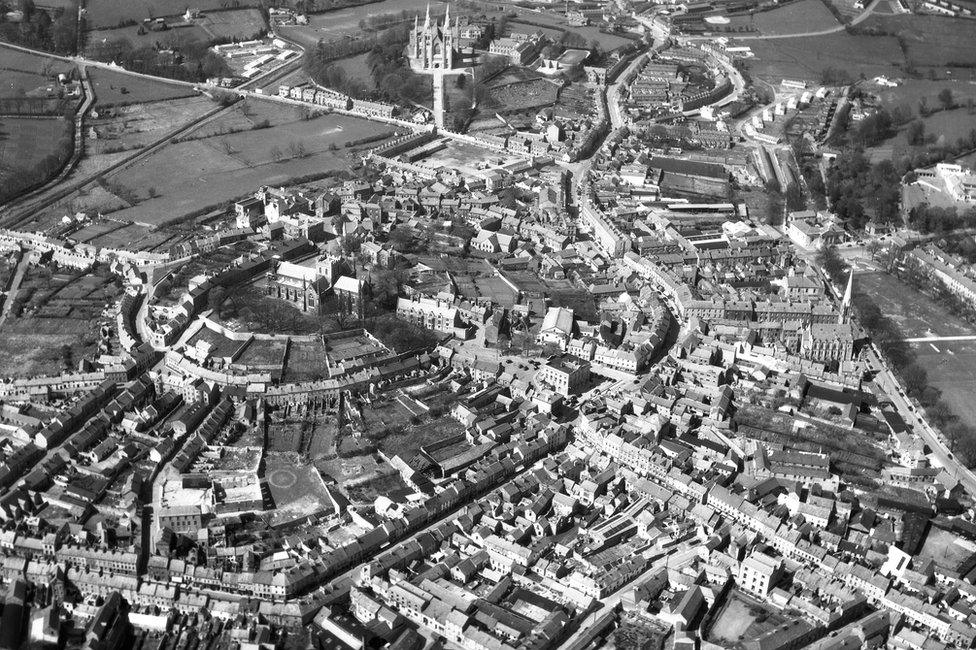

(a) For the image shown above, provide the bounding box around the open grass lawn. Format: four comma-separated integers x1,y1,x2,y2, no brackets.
914,339,976,432
719,0,840,35
856,271,976,430
77,105,383,226
332,53,376,92
85,0,263,29
746,32,905,83
862,15,976,72
706,591,787,646
199,8,267,41
277,0,445,49
85,23,211,55
88,67,198,107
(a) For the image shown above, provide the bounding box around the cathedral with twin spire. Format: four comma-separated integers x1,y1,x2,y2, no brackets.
408,3,459,71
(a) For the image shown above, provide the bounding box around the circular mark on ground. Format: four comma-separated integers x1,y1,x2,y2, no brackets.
268,469,297,489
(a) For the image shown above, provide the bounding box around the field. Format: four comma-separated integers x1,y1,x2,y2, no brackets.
198,8,267,41
0,44,73,79
418,138,526,180
278,0,443,49
0,117,72,189
868,107,976,163
861,15,976,74
0,265,119,378
88,67,197,107
44,100,391,227
89,96,215,153
500,6,634,51
0,45,77,113
855,272,976,339
918,524,976,572
265,452,336,522
705,591,787,646
71,221,182,252
868,79,976,114
85,0,263,29
856,271,976,429
716,0,840,35
85,23,211,54
332,53,376,92
745,32,905,83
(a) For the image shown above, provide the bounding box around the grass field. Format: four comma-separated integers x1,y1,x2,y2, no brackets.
278,0,443,48
861,15,976,74
265,452,336,520
0,116,72,191
88,67,198,107
0,44,73,78
0,44,76,113
855,272,976,339
746,32,905,83
856,271,976,430
869,79,976,114
85,0,263,29
199,8,267,41
55,101,386,226
85,23,211,55
89,96,215,152
719,0,840,35
868,107,976,163
332,53,376,92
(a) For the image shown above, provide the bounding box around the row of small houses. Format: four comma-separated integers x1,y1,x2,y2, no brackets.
277,84,398,120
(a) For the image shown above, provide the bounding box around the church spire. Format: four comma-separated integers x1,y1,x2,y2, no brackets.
424,3,430,29
443,3,450,30
840,269,853,323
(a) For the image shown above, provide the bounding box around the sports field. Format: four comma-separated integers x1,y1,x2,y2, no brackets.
720,0,839,35
857,271,976,430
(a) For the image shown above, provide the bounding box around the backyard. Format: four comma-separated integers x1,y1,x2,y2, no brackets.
705,591,787,646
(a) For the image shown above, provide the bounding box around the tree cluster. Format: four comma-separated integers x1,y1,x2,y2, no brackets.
0,0,77,54
825,149,901,228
